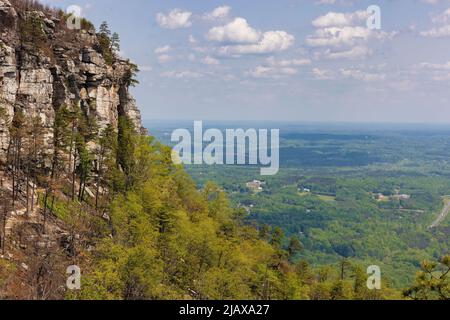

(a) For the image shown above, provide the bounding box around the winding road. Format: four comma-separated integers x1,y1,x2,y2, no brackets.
429,198,450,229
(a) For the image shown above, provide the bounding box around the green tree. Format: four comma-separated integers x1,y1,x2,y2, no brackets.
116,116,136,191
51,106,72,179
94,125,117,211
8,110,27,209
287,236,303,260
259,225,271,241
76,137,93,202
111,32,120,52
99,21,111,38
97,21,113,65
124,61,139,87
270,227,284,248
404,256,450,300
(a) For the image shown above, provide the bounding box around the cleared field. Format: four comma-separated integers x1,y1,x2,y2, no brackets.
298,192,336,202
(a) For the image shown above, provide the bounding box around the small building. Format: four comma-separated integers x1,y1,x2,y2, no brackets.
375,193,387,201
246,180,265,192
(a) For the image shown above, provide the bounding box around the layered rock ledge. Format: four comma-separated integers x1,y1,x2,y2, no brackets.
0,0,143,160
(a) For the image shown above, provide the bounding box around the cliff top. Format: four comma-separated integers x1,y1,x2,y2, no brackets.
0,0,143,134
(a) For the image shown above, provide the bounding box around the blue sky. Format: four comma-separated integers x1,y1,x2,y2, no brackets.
42,0,450,123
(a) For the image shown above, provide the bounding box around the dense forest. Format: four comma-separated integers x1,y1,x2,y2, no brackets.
0,108,448,299
0,104,396,299
153,123,450,297
0,0,448,300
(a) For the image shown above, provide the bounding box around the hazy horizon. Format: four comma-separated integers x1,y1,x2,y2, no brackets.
144,118,450,126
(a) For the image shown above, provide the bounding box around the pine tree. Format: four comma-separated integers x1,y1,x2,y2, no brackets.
117,116,135,191
287,236,303,260
99,21,111,38
19,115,45,215
75,135,92,202
124,61,140,87
339,258,352,281
404,256,450,300
270,227,284,248
0,106,10,183
51,106,72,179
94,125,117,211
259,224,271,241
67,108,79,201
8,110,27,209
97,21,113,65
111,32,120,52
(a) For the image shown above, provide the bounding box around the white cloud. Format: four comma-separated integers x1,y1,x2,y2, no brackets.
204,6,231,21
417,61,450,81
206,17,261,43
312,10,368,28
157,54,173,63
418,61,450,70
154,45,171,54
307,9,395,62
245,56,309,79
324,46,372,59
421,7,450,37
307,26,393,47
188,35,197,44
202,56,220,65
316,0,337,4
307,26,369,47
247,65,298,78
206,17,294,55
431,8,450,24
156,9,192,29
312,68,335,80
421,25,450,37
266,56,311,67
312,67,385,82
340,68,386,81
218,31,295,55
161,70,203,79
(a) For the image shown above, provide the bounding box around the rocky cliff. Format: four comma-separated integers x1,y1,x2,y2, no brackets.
0,0,143,161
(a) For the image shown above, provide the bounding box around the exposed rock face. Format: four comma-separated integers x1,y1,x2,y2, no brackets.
0,0,143,162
